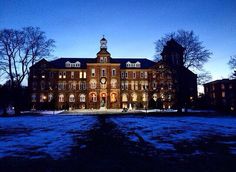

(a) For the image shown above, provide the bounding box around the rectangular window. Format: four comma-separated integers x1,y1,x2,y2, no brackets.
80,72,83,78
59,72,62,79
83,72,86,78
63,72,66,79
125,72,128,79
133,72,136,79
221,84,225,90
144,72,148,79
91,68,95,77
71,71,74,79
125,81,128,90
49,72,53,78
121,72,124,79
135,81,138,90
140,72,144,78
112,69,116,76
101,68,106,77
121,81,125,90
222,91,225,98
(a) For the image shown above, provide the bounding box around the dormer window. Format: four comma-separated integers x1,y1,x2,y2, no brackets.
100,57,107,63
126,61,141,68
65,61,80,68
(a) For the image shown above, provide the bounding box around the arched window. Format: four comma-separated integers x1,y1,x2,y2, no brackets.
59,94,64,102
111,79,117,88
32,94,36,102
80,94,86,102
110,93,117,103
40,94,46,102
131,93,137,102
90,93,97,102
48,93,53,102
90,79,97,89
122,94,128,102
142,93,148,102
153,94,158,101
69,94,75,102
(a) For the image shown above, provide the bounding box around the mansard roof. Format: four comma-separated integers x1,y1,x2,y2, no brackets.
49,57,156,69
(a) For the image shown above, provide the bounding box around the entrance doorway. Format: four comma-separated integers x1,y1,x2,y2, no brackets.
100,93,107,109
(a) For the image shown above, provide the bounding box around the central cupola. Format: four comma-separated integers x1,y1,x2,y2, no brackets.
100,36,107,49
97,36,111,63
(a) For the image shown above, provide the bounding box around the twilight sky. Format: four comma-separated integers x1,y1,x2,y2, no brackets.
0,0,236,81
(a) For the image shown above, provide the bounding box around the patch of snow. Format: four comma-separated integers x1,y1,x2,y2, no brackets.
0,115,97,159
111,116,236,152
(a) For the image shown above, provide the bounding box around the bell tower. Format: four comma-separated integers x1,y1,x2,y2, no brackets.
161,38,185,66
97,36,111,63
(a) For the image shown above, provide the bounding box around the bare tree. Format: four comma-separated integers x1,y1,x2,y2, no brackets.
0,27,55,88
228,55,236,78
155,30,212,71
197,70,212,85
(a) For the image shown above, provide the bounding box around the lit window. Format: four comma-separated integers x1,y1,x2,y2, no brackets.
91,68,95,77
83,72,86,78
133,72,136,79
48,93,53,102
144,72,148,79
91,93,97,102
112,69,116,76
80,94,86,102
131,81,134,90
122,94,128,102
90,79,97,89
59,72,62,79
40,94,47,102
111,79,117,88
71,71,74,79
135,81,138,90
110,93,117,103
80,72,83,78
63,72,66,79
131,93,137,102
222,91,225,98
140,72,144,78
125,81,129,90
69,94,75,102
142,93,148,102
59,94,64,102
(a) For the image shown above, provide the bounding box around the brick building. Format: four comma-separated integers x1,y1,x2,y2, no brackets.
28,37,197,110
204,79,236,111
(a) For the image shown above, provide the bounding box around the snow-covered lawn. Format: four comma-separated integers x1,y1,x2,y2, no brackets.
111,116,236,154
0,115,97,159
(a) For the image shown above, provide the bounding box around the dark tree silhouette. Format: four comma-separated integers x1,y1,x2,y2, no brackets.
228,55,236,78
0,27,55,88
155,30,212,71
197,70,212,85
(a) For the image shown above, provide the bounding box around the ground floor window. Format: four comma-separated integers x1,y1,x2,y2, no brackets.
69,94,75,102
59,94,64,102
80,94,86,102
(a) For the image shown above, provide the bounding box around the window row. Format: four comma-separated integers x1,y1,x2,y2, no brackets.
121,71,148,79
121,93,148,102
91,68,116,77
32,93,86,103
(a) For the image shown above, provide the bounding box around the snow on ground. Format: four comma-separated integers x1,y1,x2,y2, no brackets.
0,115,97,159
111,116,236,154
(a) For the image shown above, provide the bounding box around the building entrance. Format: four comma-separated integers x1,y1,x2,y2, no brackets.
100,93,107,109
